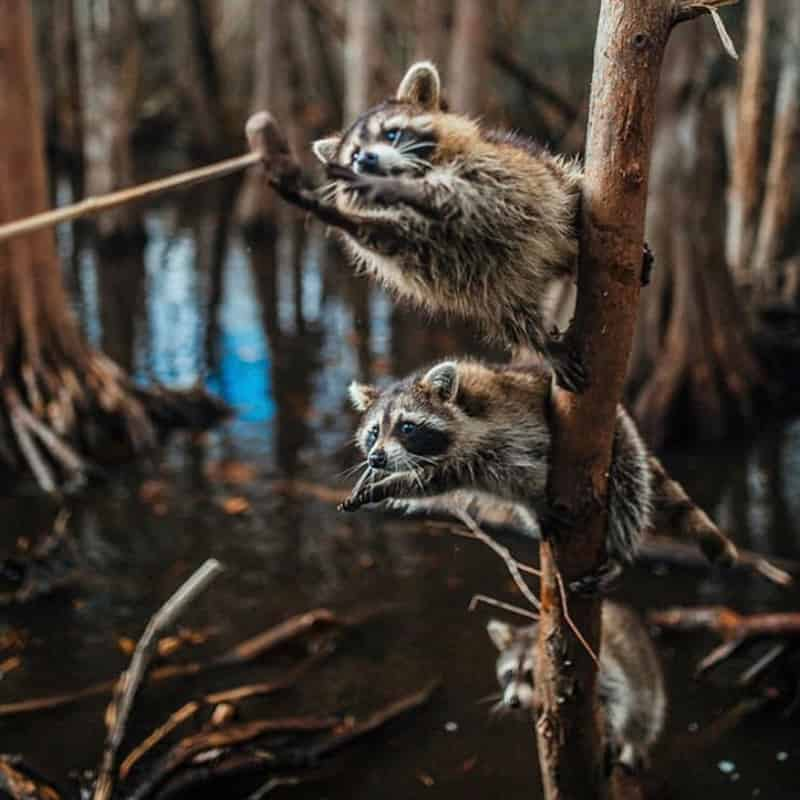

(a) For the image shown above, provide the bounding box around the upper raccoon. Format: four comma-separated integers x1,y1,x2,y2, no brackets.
249,61,586,391
488,602,667,771
340,359,651,574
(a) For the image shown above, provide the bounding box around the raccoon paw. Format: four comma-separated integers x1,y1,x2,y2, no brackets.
546,339,589,394
327,165,401,206
568,559,623,596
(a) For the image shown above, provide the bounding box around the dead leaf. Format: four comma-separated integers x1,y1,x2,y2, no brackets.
139,479,169,504
158,636,182,658
205,459,257,486
222,496,250,515
417,772,435,787
0,656,21,676
117,637,136,656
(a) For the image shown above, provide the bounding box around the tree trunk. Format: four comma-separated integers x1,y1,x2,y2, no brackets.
447,0,490,113
751,0,800,285
629,22,761,449
74,0,143,241
726,0,766,282
0,1,156,490
414,0,451,71
344,0,383,121
237,0,292,230
536,3,720,798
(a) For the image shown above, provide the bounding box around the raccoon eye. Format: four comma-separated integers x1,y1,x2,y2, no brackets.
365,424,379,449
399,421,417,435
350,146,361,165
384,128,403,145
501,669,514,685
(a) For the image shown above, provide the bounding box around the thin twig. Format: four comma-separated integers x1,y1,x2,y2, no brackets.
93,559,224,800
551,544,599,668
469,594,539,620
452,508,541,612
0,153,260,243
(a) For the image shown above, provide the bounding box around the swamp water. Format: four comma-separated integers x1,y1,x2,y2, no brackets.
1,188,799,798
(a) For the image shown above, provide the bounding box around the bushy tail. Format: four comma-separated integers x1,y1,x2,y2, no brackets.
647,455,738,566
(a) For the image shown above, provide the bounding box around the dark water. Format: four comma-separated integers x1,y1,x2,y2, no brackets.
2,185,799,798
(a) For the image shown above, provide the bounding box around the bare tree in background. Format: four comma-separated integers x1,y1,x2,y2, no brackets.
414,0,451,74
74,0,142,241
448,0,490,113
629,21,760,448
751,0,800,287
344,0,383,120
726,0,766,283
0,2,155,491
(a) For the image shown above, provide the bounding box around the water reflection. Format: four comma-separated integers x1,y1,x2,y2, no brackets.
2,194,799,800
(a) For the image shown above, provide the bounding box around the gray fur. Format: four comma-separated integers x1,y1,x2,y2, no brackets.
311,62,584,387
489,602,666,770
345,359,651,565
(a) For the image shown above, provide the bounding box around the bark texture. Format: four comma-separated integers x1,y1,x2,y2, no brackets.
536,2,702,798
344,0,382,121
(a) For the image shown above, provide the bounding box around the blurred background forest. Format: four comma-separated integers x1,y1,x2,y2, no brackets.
1,2,799,799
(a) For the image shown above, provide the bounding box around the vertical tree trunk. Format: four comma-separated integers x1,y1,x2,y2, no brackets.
237,0,290,230
726,0,766,281
344,0,382,121
751,0,800,284
448,0,490,113
629,21,761,449
414,0,451,71
0,1,155,490
74,0,142,241
537,3,724,798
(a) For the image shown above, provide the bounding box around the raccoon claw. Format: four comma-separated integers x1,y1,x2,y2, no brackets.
338,494,362,512
568,559,623,596
641,242,655,287
546,339,589,394
327,165,399,206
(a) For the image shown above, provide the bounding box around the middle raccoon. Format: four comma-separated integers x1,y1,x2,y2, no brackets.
341,359,650,571
270,61,586,390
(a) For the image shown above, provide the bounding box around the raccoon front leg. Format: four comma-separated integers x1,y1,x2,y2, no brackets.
339,469,447,512
247,112,405,251
327,164,459,221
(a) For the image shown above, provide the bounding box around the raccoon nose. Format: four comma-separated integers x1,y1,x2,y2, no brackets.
357,151,380,173
368,449,387,469
508,695,521,709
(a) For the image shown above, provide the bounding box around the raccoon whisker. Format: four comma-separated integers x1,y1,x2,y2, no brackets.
336,460,369,480
476,691,502,705
398,141,434,154
489,700,507,717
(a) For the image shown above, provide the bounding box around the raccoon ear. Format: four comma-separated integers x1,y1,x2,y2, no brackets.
421,361,459,402
312,136,341,164
487,620,515,651
349,381,379,412
396,61,441,110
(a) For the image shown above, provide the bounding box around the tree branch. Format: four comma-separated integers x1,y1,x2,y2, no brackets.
536,2,696,798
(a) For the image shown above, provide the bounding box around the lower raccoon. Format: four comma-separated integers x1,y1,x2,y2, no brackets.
339,359,737,581
488,602,666,771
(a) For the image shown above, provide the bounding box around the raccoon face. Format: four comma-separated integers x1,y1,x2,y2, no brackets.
488,620,537,712
349,361,465,473
312,62,442,179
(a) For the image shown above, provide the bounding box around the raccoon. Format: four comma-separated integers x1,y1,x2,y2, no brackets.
340,359,651,576
488,602,667,771
248,61,587,391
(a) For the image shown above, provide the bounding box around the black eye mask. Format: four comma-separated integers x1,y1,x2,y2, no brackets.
393,421,451,456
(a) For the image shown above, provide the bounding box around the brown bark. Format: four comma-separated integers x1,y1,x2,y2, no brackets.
726,0,766,281
447,0,490,113
751,0,800,283
536,3,723,799
74,0,143,239
629,22,760,448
